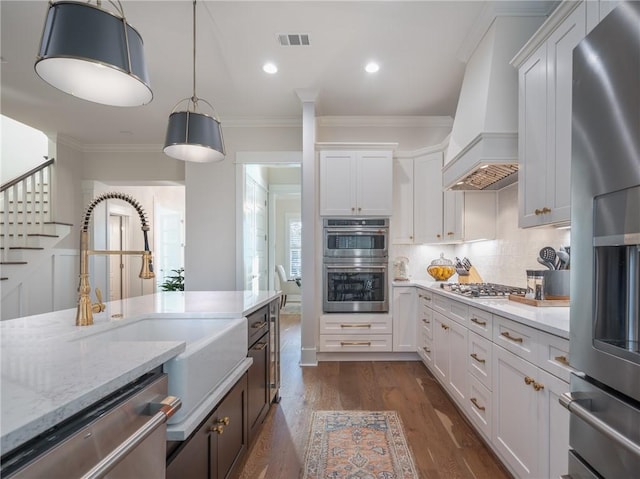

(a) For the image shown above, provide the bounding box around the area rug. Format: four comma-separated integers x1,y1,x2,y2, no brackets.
302,410,418,479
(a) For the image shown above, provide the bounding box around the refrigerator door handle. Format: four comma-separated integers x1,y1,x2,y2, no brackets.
560,392,640,458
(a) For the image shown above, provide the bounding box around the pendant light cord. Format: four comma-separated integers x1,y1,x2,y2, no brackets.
192,0,198,105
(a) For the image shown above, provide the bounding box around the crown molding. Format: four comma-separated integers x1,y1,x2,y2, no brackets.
395,133,451,159
316,142,399,151
457,0,559,63
317,116,453,128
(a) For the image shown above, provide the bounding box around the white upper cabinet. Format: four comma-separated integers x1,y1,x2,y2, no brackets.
392,152,443,243
514,2,586,228
320,150,393,216
443,191,496,243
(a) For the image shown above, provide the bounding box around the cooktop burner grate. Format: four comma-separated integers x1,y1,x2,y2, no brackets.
440,282,527,298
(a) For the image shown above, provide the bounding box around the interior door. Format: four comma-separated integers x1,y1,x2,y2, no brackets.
244,176,268,291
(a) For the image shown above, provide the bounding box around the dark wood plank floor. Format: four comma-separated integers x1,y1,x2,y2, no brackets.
231,311,512,479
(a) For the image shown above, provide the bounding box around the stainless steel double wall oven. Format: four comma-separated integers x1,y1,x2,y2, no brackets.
323,218,389,313
563,4,640,478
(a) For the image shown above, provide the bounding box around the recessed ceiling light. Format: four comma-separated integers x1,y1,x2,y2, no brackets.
365,62,380,74
263,63,278,74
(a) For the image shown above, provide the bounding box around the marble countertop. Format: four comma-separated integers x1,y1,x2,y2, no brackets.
394,280,570,338
1,290,280,453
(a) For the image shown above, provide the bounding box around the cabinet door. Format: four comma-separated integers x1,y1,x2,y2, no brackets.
357,151,393,216
211,374,248,479
546,2,585,225
167,421,209,479
432,311,449,383
392,287,416,352
247,334,270,443
414,152,443,244
447,318,468,404
320,151,357,216
492,345,541,478
518,44,549,228
538,369,570,479
442,190,463,242
392,158,414,243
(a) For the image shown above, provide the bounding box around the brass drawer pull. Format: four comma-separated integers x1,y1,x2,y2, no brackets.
533,382,545,392
470,317,487,326
441,324,449,330
422,319,431,324
214,417,230,426
554,355,570,366
251,321,268,329
210,425,225,434
470,397,486,411
423,347,431,353
340,323,371,328
251,342,268,351
470,353,486,364
501,331,524,343
524,376,535,385
340,341,372,346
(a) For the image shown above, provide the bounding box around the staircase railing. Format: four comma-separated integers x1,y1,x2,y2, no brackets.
1,158,55,261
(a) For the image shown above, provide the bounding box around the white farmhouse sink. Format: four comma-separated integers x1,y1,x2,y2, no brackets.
78,317,248,425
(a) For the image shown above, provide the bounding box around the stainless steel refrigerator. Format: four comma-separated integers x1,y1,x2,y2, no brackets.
563,1,640,478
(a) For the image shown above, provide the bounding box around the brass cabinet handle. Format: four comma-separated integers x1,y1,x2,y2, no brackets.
422,319,431,324
340,341,371,346
423,347,431,353
470,353,486,364
351,207,355,212
501,331,524,343
251,342,268,351
340,323,371,328
441,324,449,330
554,355,570,366
409,235,413,240
214,417,230,426
358,207,362,211
418,293,425,298
447,231,454,235
470,317,487,326
470,397,486,411
524,376,535,385
251,321,268,329
210,425,225,434
535,207,552,215
533,382,545,391
436,234,441,238
535,208,543,216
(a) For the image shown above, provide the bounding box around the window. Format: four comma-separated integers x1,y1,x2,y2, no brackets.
287,215,302,278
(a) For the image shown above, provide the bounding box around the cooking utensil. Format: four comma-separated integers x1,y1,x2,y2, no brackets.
557,250,570,270
537,256,555,270
539,247,557,269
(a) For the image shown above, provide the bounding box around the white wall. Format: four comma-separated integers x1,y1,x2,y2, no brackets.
1,115,48,183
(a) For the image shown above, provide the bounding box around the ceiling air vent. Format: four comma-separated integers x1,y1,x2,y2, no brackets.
278,34,310,46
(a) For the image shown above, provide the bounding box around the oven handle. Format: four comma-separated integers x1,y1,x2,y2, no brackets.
80,396,182,479
324,228,388,234
325,265,387,270
559,392,640,457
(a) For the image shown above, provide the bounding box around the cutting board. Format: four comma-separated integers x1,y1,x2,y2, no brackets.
509,294,570,307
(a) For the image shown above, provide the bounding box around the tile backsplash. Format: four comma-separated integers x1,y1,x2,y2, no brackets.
393,183,570,288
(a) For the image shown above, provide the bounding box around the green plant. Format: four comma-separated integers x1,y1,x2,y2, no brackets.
160,268,184,291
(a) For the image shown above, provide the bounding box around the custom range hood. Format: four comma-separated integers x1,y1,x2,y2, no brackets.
443,12,547,191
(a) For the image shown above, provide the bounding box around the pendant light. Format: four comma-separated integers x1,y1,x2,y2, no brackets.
35,1,152,107
164,0,225,163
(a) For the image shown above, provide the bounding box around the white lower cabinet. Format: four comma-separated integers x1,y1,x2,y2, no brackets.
392,287,416,352
412,287,570,478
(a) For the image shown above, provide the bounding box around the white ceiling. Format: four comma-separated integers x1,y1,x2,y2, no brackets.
0,1,550,148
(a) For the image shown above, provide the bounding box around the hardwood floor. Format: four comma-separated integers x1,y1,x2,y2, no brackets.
231,311,511,479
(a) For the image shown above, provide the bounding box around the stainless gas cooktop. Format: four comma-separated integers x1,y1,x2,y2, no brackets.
440,282,527,298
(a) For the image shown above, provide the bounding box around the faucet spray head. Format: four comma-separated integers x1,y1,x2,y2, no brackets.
139,252,155,279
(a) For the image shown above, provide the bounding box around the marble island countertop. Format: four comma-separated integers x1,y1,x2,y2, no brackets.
1,290,280,454
394,280,570,338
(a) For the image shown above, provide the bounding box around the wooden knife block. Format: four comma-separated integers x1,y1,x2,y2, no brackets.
458,266,484,284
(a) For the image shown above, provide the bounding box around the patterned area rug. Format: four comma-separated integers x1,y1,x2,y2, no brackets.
302,410,418,479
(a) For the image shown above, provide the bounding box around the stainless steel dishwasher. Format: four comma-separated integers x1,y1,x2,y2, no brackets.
1,369,181,479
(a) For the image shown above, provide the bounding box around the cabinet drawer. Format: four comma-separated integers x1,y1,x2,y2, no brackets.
319,334,392,352
539,333,572,382
467,373,492,440
418,335,433,367
432,293,468,325
468,306,492,339
416,289,433,306
468,331,493,390
417,307,433,339
493,315,540,363
319,314,392,335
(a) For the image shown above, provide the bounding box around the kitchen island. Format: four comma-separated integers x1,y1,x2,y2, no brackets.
0,290,280,456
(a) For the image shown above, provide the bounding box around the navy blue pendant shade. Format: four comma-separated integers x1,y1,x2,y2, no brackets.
164,110,225,163
35,1,152,107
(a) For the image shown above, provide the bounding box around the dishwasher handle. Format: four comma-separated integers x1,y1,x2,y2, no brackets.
81,395,182,479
